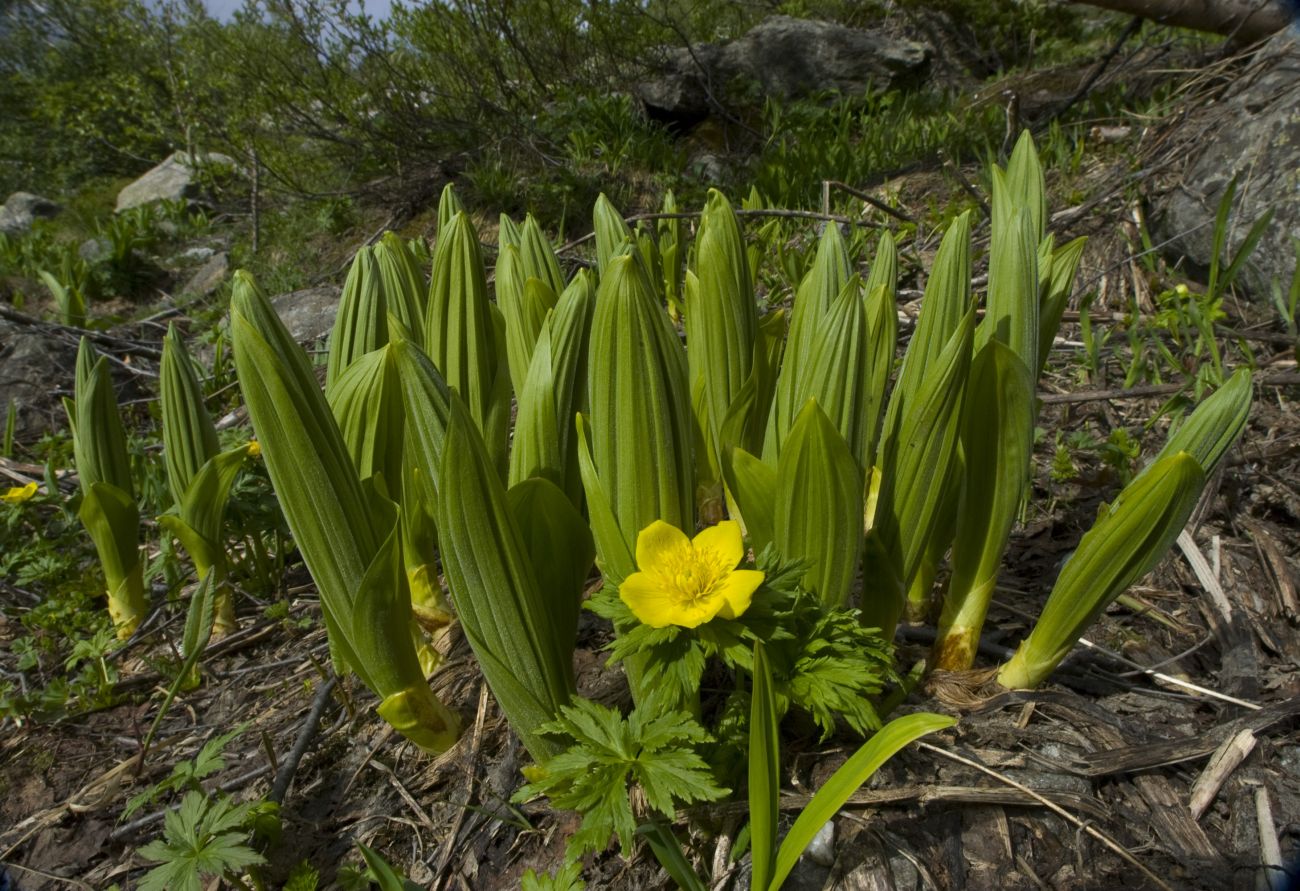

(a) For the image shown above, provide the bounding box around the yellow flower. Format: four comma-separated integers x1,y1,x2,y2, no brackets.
246,439,261,458
1,481,38,504
1174,283,1190,297
619,520,764,629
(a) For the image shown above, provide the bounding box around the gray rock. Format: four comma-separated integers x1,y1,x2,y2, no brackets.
178,246,217,263
115,151,239,213
179,252,229,299
0,192,61,236
0,319,78,439
637,16,930,123
1152,31,1300,300
268,285,342,347
79,238,110,263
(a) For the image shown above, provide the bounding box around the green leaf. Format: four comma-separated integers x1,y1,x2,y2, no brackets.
998,452,1205,689
1037,236,1087,378
637,821,705,891
507,477,595,669
768,712,955,890
437,393,575,760
980,197,1038,372
868,307,974,634
1148,367,1252,479
688,189,756,465
584,254,694,563
862,233,898,469
766,223,851,461
800,275,870,472
356,842,424,891
374,231,428,345
720,445,777,555
593,193,634,275
327,246,387,390
749,642,781,891
935,341,1034,670
160,324,219,504
519,693,726,860
575,413,635,584
328,345,407,493
73,339,133,499
775,400,863,609
425,211,499,434
885,212,971,435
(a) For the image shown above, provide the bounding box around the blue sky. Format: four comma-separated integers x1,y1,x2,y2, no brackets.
200,0,394,20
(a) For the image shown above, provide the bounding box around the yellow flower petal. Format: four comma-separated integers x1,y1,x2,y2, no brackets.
715,569,764,620
246,440,261,458
691,519,745,568
1,481,37,504
635,519,689,573
619,570,678,628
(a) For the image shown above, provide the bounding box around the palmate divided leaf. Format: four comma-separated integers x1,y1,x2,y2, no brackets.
516,691,727,862
231,272,459,753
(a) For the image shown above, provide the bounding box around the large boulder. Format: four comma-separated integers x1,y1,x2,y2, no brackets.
115,151,239,213
0,192,61,236
637,16,930,125
268,285,342,347
0,319,78,439
1152,32,1300,299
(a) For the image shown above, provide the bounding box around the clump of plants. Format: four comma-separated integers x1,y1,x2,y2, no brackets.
39,133,1252,886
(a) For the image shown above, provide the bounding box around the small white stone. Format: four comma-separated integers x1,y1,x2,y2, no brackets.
805,818,836,867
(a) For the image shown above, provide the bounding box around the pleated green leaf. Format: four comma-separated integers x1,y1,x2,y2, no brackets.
328,345,406,494
509,272,596,504
72,339,133,499
510,319,563,492
1005,130,1046,245
575,412,635,583
79,480,145,638
749,642,781,891
801,275,870,472
425,211,499,434
767,712,956,891
497,243,560,396
658,190,687,319
689,190,756,462
593,193,634,275
1037,235,1087,378
326,246,386,391
776,399,864,608
766,223,851,461
232,272,455,751
437,394,576,760
392,338,453,511
998,452,1204,689
1149,367,1252,479
868,307,974,634
584,254,694,564
720,445,778,572
934,341,1034,670
71,338,142,638
882,212,971,442
160,323,219,503
507,477,595,669
517,214,565,295
437,183,464,235
980,195,1038,372
374,232,428,345
167,444,254,574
